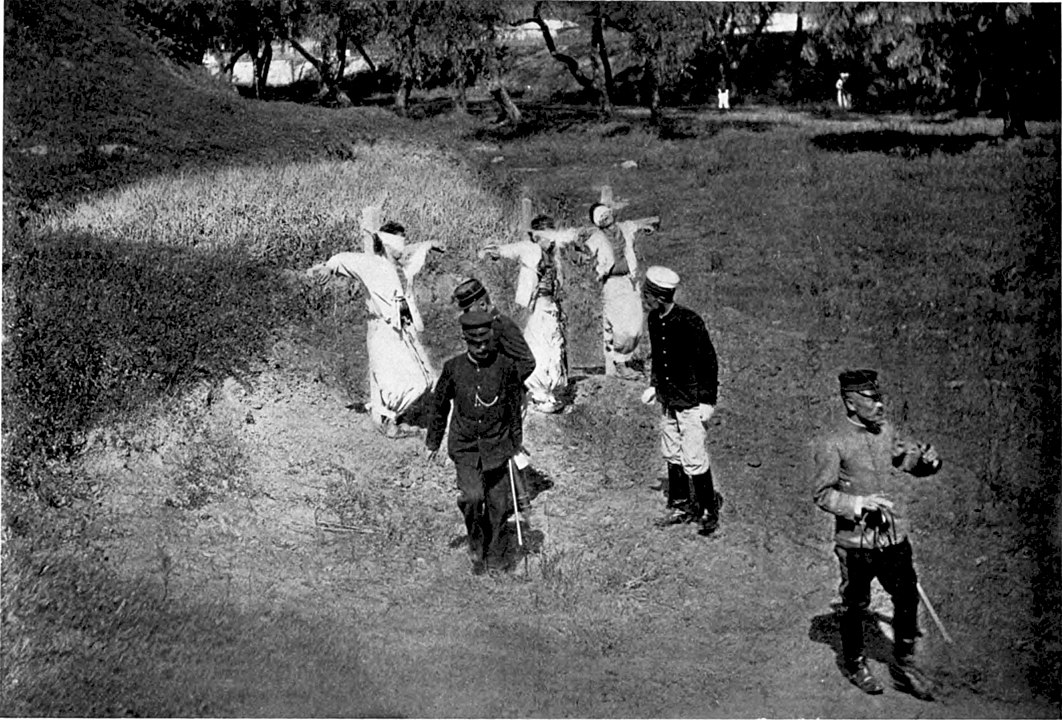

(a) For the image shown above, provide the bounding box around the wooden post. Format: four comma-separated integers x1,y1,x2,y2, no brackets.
360,204,382,253
520,197,534,236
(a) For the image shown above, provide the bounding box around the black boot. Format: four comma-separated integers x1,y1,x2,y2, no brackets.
890,640,935,701
691,469,720,536
844,656,885,695
655,464,695,527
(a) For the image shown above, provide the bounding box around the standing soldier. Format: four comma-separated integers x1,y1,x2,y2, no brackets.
310,208,441,438
639,266,722,537
452,278,536,509
581,191,659,380
481,213,580,413
426,310,526,575
812,369,942,700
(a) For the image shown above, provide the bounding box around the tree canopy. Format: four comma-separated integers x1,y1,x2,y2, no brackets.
124,0,1060,129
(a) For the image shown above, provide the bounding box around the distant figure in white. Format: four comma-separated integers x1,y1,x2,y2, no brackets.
309,206,442,438
836,72,851,110
581,188,660,380
717,81,730,111
481,213,580,413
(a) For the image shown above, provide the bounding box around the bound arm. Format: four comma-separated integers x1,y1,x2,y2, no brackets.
480,242,529,263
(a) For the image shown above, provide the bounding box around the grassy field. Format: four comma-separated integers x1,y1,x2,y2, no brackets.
3,0,1060,716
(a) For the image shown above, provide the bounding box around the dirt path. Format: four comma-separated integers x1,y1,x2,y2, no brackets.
72,301,1052,718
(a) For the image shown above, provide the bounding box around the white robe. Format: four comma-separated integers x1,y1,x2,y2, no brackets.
324,251,436,419
585,224,645,361
490,239,569,405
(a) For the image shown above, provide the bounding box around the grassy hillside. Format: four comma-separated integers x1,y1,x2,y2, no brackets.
3,0,420,214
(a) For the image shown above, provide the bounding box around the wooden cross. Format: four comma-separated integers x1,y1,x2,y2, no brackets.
515,196,581,248
360,203,382,254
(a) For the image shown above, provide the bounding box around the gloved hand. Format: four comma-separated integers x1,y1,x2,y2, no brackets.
641,387,657,405
513,449,531,470
919,443,942,468
854,493,894,521
698,403,716,424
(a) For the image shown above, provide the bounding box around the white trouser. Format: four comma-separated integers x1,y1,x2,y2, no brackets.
659,406,711,476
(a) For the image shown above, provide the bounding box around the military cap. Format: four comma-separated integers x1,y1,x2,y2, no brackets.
839,369,879,393
460,309,494,337
453,278,487,309
644,265,680,299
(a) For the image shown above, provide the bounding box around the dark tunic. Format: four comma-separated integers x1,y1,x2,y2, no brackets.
648,303,718,412
426,350,524,471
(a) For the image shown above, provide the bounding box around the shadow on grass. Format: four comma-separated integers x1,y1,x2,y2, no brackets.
522,465,555,501
0,535,393,716
809,609,897,676
466,101,789,143
2,229,318,486
810,130,998,156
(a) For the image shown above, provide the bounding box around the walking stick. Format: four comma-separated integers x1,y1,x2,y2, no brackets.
508,458,524,547
917,581,953,644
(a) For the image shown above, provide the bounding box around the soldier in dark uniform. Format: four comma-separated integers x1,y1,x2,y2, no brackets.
426,310,527,575
640,266,722,537
452,278,536,510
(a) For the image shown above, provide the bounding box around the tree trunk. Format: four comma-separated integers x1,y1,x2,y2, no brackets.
452,50,468,114
589,12,613,118
394,70,415,116
254,34,273,99
643,50,661,126
484,37,520,126
331,33,352,107
591,8,615,99
529,5,595,93
352,40,378,76
972,70,985,114
335,33,348,82
491,85,521,125
996,6,1029,139
220,48,247,81
247,41,260,98
394,27,417,116
1002,87,1029,140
